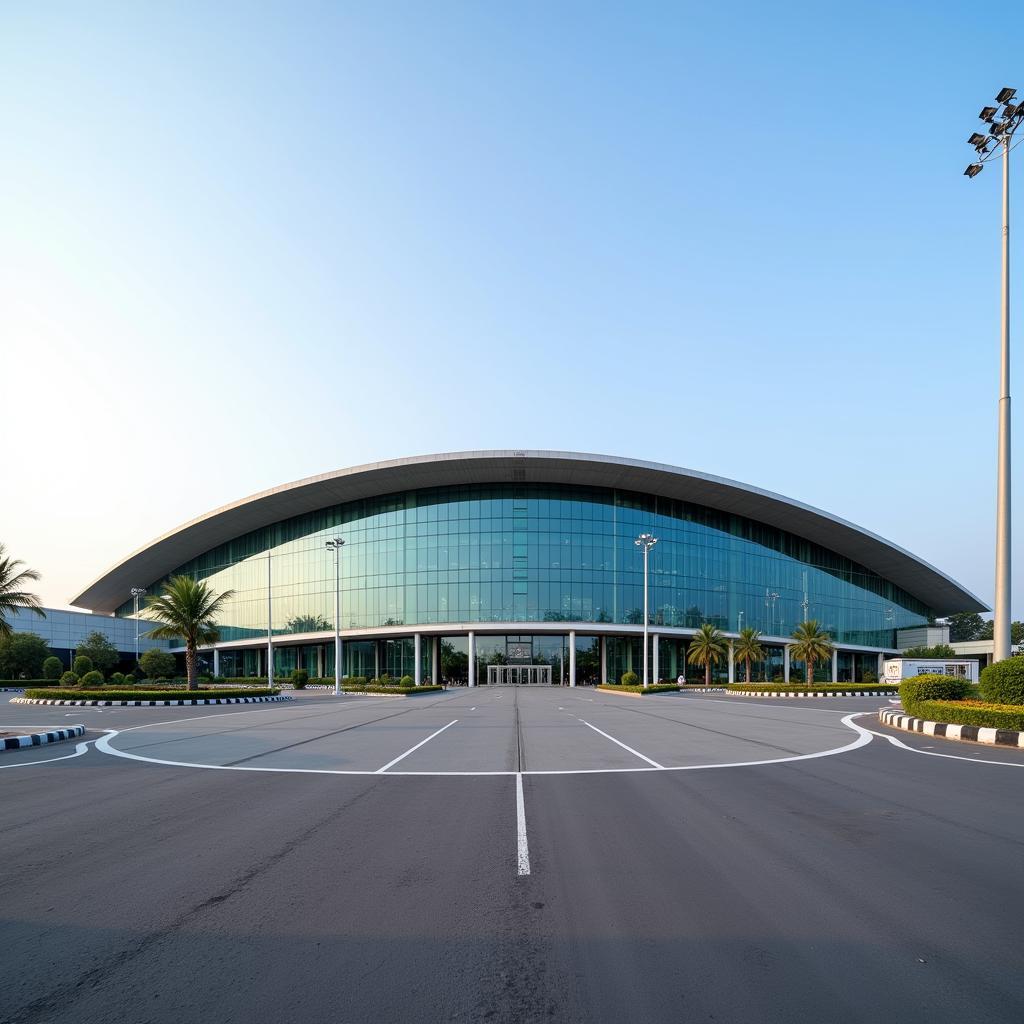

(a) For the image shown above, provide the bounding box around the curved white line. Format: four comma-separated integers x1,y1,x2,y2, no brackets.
94,712,874,777
0,741,91,768
866,726,1024,768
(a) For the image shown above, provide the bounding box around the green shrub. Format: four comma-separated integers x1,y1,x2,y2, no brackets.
110,672,125,685
60,671,79,686
43,656,63,680
80,670,105,688
728,683,897,693
399,675,414,687
906,699,1024,731
598,683,679,695
620,671,639,686
979,658,1024,706
900,673,972,711
140,648,177,680
862,670,878,684
72,655,93,676
377,673,394,686
290,668,309,689
23,687,282,701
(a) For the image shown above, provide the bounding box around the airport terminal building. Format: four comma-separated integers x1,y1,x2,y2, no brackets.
71,451,986,685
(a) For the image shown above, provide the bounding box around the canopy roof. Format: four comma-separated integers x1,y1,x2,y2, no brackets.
72,450,987,616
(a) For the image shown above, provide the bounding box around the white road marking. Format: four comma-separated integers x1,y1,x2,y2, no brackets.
516,772,530,876
93,713,876,777
864,721,1024,768
470,707,476,711
0,741,91,768
578,718,665,768
375,720,458,773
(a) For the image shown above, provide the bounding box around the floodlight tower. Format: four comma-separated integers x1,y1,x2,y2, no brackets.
964,87,1024,662
634,533,658,687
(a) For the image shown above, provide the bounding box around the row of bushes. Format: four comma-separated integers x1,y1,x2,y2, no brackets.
898,662,1024,730
728,683,898,693
597,683,680,694
23,687,281,701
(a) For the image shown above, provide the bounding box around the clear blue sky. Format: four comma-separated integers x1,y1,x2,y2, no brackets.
1,1,1017,618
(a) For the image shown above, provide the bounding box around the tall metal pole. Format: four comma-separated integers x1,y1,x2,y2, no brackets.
131,587,145,669
267,548,274,688
994,135,1012,661
642,543,650,688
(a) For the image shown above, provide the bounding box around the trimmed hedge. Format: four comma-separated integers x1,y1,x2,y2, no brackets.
23,687,281,701
620,671,639,686
0,678,67,688
900,674,973,713
344,683,444,695
597,683,680,694
979,658,1024,705
906,699,1024,731
729,683,898,694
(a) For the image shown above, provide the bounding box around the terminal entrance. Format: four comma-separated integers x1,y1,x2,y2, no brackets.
487,665,552,686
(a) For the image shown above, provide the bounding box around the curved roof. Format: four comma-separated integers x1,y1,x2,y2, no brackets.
72,450,987,615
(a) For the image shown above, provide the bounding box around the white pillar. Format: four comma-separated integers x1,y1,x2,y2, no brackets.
468,632,476,687
832,648,838,684
784,644,791,683
414,633,422,686
213,647,220,677
569,630,576,687
728,641,735,685
600,635,607,685
652,633,660,684
877,652,884,677
374,641,380,680
432,637,440,685
317,645,324,678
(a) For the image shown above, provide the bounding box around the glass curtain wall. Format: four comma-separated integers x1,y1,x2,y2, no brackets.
121,484,933,648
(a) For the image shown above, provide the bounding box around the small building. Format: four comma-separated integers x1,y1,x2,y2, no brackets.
883,657,979,685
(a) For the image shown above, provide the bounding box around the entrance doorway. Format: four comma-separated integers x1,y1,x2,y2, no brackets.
487,665,551,686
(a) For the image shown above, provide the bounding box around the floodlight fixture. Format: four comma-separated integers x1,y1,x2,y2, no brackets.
980,106,998,122
964,163,983,178
1004,104,1018,119
969,132,988,148
995,87,1016,105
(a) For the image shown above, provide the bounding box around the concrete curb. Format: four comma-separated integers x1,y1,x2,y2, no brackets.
3,724,86,751
729,690,897,698
10,695,293,708
878,707,1024,748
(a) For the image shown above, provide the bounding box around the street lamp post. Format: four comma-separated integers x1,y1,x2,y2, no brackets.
131,587,146,667
634,533,658,688
325,537,345,696
965,86,1023,662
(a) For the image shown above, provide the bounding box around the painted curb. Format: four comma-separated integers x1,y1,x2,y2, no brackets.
729,690,897,698
10,695,293,708
878,707,1024,748
2,724,86,751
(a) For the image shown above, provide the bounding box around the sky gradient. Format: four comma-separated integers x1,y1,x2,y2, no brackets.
2,1,1018,619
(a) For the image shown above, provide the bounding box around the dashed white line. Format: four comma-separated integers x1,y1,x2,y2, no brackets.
374,720,458,773
516,772,530,876
578,718,664,768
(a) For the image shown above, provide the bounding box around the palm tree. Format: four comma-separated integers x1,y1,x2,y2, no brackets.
144,576,235,690
687,623,726,688
733,626,764,684
0,543,45,639
789,620,833,689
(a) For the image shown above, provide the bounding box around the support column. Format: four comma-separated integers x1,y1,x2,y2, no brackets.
374,641,380,680
784,644,791,683
317,645,324,679
652,634,660,684
877,652,884,678
468,632,476,687
569,630,576,687
600,635,607,685
832,648,838,684
213,648,220,677
414,633,422,686
432,636,440,685
728,641,735,685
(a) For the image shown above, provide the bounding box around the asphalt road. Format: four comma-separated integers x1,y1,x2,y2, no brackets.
2,688,1022,1024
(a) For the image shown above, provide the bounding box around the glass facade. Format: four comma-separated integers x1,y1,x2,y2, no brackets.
116,482,932,649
